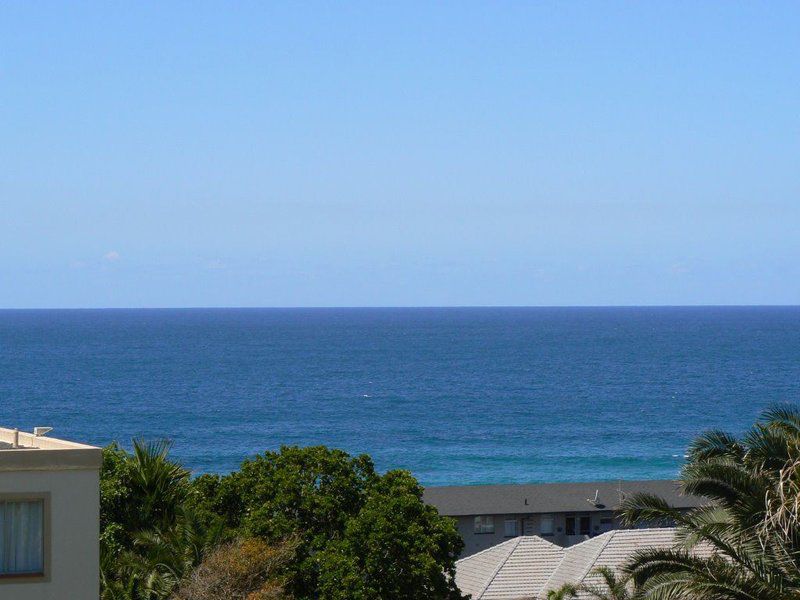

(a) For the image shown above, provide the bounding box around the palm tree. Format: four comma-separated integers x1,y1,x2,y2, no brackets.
547,583,580,600
127,439,191,532
619,406,800,599
101,439,219,600
547,567,634,600
105,509,221,600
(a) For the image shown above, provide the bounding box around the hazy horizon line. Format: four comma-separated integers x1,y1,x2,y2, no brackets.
2,304,799,311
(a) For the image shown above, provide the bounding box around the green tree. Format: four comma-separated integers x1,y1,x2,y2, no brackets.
546,567,634,600
186,473,239,532
100,442,136,566
620,406,800,599
547,583,581,600
101,440,191,551
100,440,219,600
198,446,466,599
201,446,377,597
102,443,466,599
316,470,464,600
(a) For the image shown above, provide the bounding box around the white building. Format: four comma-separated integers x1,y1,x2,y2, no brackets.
0,426,102,600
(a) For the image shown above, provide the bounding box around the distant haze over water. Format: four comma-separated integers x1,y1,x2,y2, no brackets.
1,307,798,486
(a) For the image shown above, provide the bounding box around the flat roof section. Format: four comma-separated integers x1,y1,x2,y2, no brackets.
0,427,102,471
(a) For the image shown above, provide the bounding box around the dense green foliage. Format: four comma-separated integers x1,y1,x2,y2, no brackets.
105,406,800,600
191,445,464,599
316,470,464,599
100,443,464,600
100,440,221,599
618,406,800,599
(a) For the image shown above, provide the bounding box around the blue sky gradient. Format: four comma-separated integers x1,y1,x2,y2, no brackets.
2,2,799,307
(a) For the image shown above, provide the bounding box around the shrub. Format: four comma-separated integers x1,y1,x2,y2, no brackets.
172,537,297,600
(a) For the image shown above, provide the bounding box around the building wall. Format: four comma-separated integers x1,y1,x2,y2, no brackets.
0,468,100,600
455,511,621,557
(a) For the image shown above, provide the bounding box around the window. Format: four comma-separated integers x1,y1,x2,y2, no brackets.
565,516,575,535
473,516,494,534
504,519,518,537
0,499,45,577
565,515,590,536
599,517,614,533
579,516,591,536
540,515,554,536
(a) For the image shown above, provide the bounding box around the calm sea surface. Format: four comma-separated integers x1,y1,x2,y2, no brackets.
1,307,798,485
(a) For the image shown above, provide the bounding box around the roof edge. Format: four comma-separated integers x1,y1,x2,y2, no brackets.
0,447,102,471
456,535,519,565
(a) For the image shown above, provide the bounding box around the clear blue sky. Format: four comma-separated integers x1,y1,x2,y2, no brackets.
2,2,798,308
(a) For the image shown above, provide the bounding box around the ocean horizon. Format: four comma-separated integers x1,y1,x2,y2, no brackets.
2,306,798,486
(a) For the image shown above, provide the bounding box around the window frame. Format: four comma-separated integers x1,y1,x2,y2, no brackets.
503,518,518,538
539,514,555,536
473,515,495,535
0,493,51,584
565,514,591,537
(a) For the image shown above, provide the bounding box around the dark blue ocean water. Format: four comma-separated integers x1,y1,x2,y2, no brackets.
1,307,798,485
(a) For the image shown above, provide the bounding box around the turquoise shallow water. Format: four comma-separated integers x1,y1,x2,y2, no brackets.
1,307,798,485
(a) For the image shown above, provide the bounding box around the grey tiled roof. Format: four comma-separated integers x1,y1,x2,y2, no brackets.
454,538,519,598
544,528,715,599
455,536,564,600
424,479,703,516
455,528,715,600
540,533,609,595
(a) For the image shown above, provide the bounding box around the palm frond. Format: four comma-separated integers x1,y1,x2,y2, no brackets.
761,406,800,438
621,405,800,599
687,430,746,463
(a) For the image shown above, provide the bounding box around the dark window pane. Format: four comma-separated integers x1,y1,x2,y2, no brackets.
565,516,576,535
579,516,591,535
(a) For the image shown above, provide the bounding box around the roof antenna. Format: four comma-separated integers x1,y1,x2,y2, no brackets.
586,489,604,508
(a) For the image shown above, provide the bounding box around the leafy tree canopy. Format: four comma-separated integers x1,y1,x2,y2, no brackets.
103,443,465,600
100,440,218,600
317,470,464,600
192,445,464,599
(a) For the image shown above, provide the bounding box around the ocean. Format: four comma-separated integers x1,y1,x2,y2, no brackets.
1,307,798,486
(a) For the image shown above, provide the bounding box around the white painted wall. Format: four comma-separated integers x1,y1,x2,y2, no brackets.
0,468,99,600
